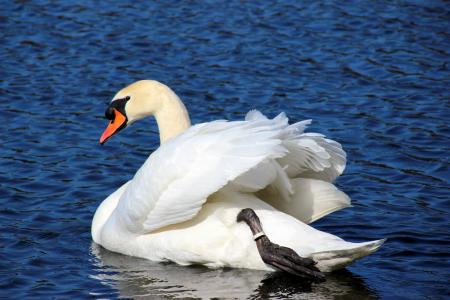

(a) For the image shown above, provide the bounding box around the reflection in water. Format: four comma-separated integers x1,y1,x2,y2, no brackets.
90,243,378,299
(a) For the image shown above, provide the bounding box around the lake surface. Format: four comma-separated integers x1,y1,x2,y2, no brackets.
1,0,449,299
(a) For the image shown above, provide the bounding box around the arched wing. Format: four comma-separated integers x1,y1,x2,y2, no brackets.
114,117,287,233
246,110,346,182
246,111,350,223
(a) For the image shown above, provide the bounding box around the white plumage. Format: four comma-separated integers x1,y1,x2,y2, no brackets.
92,80,384,273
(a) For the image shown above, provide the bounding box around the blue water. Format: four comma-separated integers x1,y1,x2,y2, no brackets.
1,0,449,299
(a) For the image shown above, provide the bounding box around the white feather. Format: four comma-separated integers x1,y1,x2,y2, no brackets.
114,117,287,234
93,107,382,273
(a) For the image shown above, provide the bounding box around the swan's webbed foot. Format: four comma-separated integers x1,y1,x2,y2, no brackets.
237,208,325,281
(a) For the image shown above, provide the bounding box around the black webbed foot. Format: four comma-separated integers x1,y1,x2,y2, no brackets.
257,236,325,281
237,208,325,281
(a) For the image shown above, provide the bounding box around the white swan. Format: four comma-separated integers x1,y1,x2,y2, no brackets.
92,80,384,277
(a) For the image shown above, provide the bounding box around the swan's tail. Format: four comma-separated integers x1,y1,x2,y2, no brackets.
310,238,386,272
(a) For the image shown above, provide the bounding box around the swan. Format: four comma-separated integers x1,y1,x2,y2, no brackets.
92,80,384,279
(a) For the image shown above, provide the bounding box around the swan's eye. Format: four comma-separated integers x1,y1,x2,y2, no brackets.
125,96,130,100
105,106,115,120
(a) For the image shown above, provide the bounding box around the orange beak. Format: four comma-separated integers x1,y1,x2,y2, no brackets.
99,108,127,144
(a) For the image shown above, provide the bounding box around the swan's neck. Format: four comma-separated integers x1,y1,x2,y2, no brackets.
154,89,191,143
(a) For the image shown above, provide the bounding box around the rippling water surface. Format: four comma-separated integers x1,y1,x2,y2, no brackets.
1,1,449,299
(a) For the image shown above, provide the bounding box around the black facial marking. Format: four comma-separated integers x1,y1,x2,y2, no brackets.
105,106,115,120
104,97,130,120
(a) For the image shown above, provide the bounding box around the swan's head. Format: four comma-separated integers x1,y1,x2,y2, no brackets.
99,80,167,144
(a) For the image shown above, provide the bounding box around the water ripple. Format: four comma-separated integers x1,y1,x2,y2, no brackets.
1,0,449,299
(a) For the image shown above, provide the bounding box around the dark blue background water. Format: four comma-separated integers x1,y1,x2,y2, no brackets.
1,1,449,299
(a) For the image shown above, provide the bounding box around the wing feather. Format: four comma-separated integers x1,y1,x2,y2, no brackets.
114,117,287,233
113,110,349,234
247,111,350,222
246,110,346,182
278,126,347,182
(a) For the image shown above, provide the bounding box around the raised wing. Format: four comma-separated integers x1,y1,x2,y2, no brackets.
246,110,346,182
246,110,350,223
114,117,288,233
